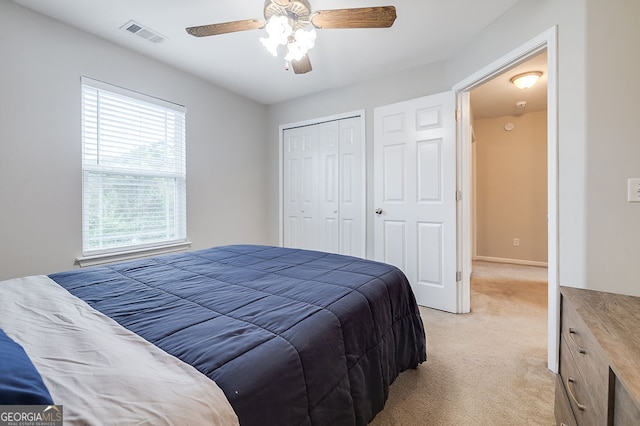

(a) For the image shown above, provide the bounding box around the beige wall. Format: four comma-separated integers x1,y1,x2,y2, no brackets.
474,111,548,264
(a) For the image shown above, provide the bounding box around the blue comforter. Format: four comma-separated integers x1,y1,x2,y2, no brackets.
50,245,426,425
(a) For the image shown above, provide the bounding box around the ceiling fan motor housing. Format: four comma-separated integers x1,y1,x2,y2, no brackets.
264,0,312,30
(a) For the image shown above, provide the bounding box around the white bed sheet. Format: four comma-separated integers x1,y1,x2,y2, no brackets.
0,275,239,425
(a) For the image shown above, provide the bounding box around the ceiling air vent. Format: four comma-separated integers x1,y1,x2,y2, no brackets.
121,20,166,44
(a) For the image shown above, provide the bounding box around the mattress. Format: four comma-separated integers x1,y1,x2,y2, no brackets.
48,244,426,425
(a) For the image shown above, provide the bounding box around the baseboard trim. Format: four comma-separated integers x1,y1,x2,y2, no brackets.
473,256,548,268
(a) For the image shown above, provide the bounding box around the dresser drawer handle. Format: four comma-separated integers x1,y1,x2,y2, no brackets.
566,376,586,411
569,328,586,354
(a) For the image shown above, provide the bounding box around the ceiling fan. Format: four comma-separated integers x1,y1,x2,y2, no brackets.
186,0,397,74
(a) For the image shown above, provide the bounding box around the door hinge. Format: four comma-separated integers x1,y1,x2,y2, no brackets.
456,270,462,282
455,109,461,121
456,190,462,202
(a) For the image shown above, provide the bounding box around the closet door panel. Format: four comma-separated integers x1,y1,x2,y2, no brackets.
339,117,364,258
283,129,302,247
283,125,318,249
283,116,364,258
318,121,339,253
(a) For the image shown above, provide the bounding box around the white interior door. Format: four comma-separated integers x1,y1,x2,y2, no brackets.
374,91,458,312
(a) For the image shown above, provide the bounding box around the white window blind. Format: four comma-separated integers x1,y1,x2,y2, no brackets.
81,77,186,255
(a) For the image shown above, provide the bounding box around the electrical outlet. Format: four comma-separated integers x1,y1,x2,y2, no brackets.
513,238,520,247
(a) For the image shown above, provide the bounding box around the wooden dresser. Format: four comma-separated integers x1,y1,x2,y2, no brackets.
555,286,640,426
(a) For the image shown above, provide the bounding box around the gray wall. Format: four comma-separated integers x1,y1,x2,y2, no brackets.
584,0,640,294
0,1,270,280
3,0,639,297
267,0,640,297
266,61,451,257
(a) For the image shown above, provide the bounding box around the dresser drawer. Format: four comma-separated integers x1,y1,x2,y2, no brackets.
558,287,640,426
559,336,598,426
554,374,577,426
560,296,609,424
614,375,640,426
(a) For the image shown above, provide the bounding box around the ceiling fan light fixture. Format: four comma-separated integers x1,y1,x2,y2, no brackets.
261,13,317,64
285,27,317,62
260,15,293,56
261,38,280,57
510,71,543,89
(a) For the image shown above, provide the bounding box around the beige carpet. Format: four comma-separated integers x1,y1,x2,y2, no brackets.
371,261,555,425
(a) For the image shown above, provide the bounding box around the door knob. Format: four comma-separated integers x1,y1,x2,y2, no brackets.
375,208,383,215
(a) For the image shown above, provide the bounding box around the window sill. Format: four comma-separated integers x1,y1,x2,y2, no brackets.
76,241,192,268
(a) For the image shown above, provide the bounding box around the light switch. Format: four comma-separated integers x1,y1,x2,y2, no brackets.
628,178,640,202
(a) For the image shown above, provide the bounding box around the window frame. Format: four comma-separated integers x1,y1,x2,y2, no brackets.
79,77,188,262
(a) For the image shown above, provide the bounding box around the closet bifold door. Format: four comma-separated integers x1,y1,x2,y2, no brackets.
337,117,364,258
283,123,319,250
317,120,340,254
282,116,364,258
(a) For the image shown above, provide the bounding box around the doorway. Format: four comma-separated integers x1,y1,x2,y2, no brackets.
469,52,550,369
454,27,559,371
471,51,548,268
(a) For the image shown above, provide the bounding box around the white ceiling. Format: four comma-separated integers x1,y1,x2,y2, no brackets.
471,51,548,119
12,0,528,107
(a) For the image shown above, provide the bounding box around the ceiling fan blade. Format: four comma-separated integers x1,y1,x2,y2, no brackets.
292,54,312,74
186,19,265,37
311,6,397,29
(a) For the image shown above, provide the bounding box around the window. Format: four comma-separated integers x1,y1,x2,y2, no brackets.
81,77,186,256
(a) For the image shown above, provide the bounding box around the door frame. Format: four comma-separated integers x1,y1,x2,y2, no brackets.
452,26,559,372
278,110,367,254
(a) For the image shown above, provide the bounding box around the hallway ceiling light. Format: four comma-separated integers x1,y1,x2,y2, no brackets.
510,71,542,89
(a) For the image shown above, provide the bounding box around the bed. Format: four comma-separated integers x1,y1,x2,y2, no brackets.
0,244,426,425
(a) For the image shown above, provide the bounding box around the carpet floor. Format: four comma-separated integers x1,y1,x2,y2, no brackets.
370,261,556,425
